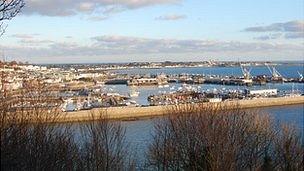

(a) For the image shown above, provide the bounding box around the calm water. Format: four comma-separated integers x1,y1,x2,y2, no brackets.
123,104,304,162
76,65,304,163
71,104,303,166
109,65,304,161
102,83,303,105
105,65,304,105
106,66,304,145
114,65,304,78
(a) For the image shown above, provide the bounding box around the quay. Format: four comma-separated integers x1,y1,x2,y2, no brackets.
56,96,304,123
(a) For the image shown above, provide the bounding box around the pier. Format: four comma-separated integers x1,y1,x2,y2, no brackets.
56,96,304,123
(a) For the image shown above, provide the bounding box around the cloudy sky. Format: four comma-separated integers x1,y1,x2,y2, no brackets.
0,0,303,63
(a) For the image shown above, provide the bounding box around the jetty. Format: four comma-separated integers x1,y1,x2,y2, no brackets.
57,96,304,123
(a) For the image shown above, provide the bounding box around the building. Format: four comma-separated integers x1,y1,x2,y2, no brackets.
208,98,222,103
127,74,168,86
245,89,278,96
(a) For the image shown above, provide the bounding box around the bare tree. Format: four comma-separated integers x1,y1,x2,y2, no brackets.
273,125,303,171
0,75,135,170
0,0,25,36
0,78,81,170
79,110,135,170
147,103,303,171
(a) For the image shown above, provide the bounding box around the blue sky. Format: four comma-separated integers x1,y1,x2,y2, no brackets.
0,0,303,63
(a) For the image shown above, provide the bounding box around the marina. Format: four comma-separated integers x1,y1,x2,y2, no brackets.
58,64,304,111
55,81,303,112
1,61,303,114
104,65,304,86
55,95,304,123
2,1,304,169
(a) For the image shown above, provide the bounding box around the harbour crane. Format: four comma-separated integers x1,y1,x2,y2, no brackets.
265,64,285,82
297,71,303,82
239,64,253,85
240,65,252,80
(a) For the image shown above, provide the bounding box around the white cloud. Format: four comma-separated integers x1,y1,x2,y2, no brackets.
87,16,108,21
244,20,304,32
285,32,304,39
19,39,54,45
254,33,282,40
244,20,304,40
22,0,181,16
77,2,95,12
91,35,303,53
155,14,187,20
11,33,39,39
2,35,303,63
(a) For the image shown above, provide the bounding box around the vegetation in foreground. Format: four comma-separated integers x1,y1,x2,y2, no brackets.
148,104,303,170
1,1,303,170
1,82,303,170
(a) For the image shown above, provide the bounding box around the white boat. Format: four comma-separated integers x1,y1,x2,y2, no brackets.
129,89,140,97
170,86,175,90
76,99,83,111
129,100,138,104
82,100,92,110
61,98,75,112
126,100,139,106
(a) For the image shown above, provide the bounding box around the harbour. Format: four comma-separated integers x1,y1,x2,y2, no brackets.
57,63,304,112
56,95,304,123
2,62,303,114
1,1,304,169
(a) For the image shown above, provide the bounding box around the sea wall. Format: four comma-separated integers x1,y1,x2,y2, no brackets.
58,96,304,123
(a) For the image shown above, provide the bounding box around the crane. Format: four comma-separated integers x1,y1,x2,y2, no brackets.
265,64,285,82
240,65,251,80
297,71,303,81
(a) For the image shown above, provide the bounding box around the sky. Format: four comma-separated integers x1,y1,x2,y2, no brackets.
0,0,303,63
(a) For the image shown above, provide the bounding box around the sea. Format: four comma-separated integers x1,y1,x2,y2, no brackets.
77,65,304,163
103,65,304,105
100,65,304,162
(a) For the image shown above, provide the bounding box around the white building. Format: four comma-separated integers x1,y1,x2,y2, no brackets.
209,98,222,103
245,89,278,96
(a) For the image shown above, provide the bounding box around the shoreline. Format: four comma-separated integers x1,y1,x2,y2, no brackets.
57,96,304,123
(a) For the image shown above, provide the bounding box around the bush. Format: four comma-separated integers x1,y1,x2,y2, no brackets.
147,103,303,171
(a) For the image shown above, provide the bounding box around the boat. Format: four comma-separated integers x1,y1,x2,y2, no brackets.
82,100,93,110
76,98,83,110
61,98,78,112
126,100,139,106
129,89,140,97
170,86,175,90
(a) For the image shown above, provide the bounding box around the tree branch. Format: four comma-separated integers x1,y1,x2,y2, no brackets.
0,0,25,36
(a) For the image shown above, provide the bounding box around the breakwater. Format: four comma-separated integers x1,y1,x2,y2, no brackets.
57,96,304,123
